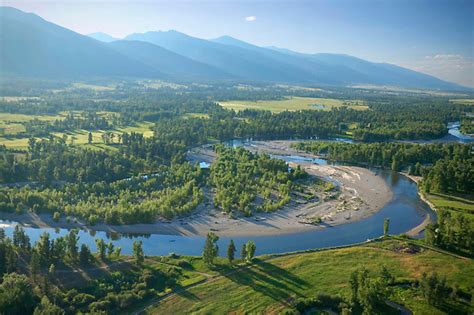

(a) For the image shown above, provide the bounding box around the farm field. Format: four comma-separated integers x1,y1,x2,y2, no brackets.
218,96,368,113
146,239,473,315
450,99,474,105
0,111,155,149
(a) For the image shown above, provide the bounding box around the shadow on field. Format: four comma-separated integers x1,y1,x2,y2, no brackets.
218,258,308,304
173,284,200,301
52,259,137,288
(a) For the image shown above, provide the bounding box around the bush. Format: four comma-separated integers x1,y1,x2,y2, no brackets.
52,212,61,222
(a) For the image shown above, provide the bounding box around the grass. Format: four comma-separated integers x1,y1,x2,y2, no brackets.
219,96,368,113
182,113,210,119
449,99,474,105
427,192,474,216
72,83,116,91
0,110,155,149
50,122,155,147
141,80,187,90
146,239,473,314
0,96,41,102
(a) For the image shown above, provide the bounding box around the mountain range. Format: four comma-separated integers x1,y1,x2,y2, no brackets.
0,6,466,90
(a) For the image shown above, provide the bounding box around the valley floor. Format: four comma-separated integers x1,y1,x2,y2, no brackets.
0,141,393,237
143,238,474,314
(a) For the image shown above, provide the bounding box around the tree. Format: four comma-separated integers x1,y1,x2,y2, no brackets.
79,244,92,266
13,225,30,251
245,240,256,262
240,243,247,261
420,272,450,307
114,246,122,258
88,132,93,144
202,232,219,265
66,229,79,261
48,263,56,275
0,273,36,315
133,240,144,265
95,238,106,260
33,296,65,315
36,232,51,267
391,156,399,171
107,242,115,259
383,218,390,236
358,278,387,314
380,265,394,285
30,249,41,275
227,240,236,265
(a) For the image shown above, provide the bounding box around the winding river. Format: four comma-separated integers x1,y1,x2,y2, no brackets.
2,121,470,257
0,160,435,258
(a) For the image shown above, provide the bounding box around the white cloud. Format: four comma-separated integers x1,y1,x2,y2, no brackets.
401,54,474,88
245,16,256,22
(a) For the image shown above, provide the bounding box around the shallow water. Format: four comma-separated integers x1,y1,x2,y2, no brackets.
0,166,434,257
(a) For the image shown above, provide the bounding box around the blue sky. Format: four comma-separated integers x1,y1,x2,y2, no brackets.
4,0,474,87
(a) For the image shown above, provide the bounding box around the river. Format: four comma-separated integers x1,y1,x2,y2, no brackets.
3,121,467,257
0,158,435,257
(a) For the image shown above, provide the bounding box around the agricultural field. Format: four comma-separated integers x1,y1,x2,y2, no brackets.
0,111,154,149
146,239,474,315
450,99,474,105
71,82,116,91
219,96,368,113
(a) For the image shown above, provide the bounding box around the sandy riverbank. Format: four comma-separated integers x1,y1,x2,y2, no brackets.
0,140,394,237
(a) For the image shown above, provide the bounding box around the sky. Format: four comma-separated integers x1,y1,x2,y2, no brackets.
3,0,474,87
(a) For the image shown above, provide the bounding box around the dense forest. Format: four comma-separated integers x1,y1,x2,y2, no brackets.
210,145,306,216
0,227,166,314
0,161,204,224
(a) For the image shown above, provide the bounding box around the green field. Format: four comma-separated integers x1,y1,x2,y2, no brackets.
427,192,474,216
450,99,474,105
219,96,368,113
0,111,154,149
146,239,473,314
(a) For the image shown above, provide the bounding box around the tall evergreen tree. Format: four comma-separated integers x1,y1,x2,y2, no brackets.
227,240,236,265
202,232,219,265
383,218,390,236
245,241,256,262
132,240,144,265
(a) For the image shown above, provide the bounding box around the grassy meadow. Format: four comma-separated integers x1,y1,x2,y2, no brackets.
146,239,473,315
449,99,474,105
0,111,154,149
427,192,474,217
219,96,368,113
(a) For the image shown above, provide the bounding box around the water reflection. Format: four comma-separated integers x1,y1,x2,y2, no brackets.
0,168,434,257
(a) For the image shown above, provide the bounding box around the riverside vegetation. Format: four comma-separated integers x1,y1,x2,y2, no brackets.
0,81,473,314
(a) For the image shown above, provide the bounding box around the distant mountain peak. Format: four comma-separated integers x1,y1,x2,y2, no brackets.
87,32,119,43
1,7,466,90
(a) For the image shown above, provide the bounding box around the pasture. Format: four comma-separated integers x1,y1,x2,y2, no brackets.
219,96,368,113
0,111,154,149
146,239,473,314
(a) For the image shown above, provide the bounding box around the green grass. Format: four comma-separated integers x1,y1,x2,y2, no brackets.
449,99,474,105
219,96,368,113
427,192,474,216
146,240,474,314
0,110,155,149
